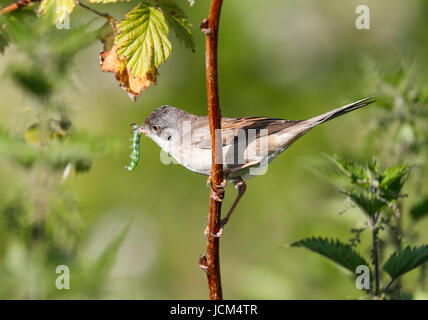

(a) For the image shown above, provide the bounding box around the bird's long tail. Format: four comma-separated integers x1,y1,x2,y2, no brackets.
303,96,375,128
276,97,374,151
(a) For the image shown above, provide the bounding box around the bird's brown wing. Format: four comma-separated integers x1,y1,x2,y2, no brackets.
190,116,301,149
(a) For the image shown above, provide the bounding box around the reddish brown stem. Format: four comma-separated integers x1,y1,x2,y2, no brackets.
0,0,38,15
202,0,224,300
1,0,112,22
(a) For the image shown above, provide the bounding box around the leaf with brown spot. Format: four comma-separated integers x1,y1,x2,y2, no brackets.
98,22,157,101
100,44,157,101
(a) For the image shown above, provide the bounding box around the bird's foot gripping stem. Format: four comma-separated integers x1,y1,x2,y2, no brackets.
203,217,228,239
203,177,247,238
207,174,227,202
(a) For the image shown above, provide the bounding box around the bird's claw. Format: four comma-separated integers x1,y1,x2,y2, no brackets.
212,227,224,238
211,188,225,202
203,218,228,239
207,175,226,202
206,175,227,188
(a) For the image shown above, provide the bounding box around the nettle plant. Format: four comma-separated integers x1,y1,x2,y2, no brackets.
292,156,428,299
360,60,428,225
0,2,132,298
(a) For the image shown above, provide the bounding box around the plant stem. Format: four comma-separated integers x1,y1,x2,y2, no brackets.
1,0,113,22
371,218,380,296
74,0,113,22
0,0,39,15
201,0,224,300
383,278,395,293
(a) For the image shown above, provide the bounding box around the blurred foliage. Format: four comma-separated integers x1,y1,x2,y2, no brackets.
0,3,120,298
360,58,428,164
1,10,98,97
410,197,428,221
0,0,427,299
0,124,116,171
293,156,427,299
39,0,76,24
0,23,9,53
302,52,428,298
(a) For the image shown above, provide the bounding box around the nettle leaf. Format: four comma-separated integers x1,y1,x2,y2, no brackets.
115,2,172,79
379,163,410,199
160,1,195,51
40,0,75,24
330,155,370,187
410,196,428,220
344,189,384,217
7,63,54,97
292,237,370,275
330,156,411,217
384,245,428,280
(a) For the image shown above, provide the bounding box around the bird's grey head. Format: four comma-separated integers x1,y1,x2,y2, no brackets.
138,105,194,152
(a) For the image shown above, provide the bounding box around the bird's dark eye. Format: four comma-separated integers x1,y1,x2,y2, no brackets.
167,135,172,141
151,125,159,133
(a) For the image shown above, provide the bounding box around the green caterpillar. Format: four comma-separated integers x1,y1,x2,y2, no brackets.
126,123,141,171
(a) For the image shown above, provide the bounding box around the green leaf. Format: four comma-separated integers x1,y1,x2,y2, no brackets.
0,23,9,54
382,66,408,88
379,163,410,199
40,0,75,24
160,1,195,51
83,220,133,295
90,220,132,277
329,155,411,216
98,21,116,50
291,237,370,275
344,189,384,217
410,196,428,220
50,24,99,72
384,245,428,280
0,126,38,167
1,15,34,50
329,155,370,188
115,2,172,78
6,63,54,97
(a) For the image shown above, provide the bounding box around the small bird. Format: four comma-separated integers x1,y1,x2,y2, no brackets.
136,97,374,235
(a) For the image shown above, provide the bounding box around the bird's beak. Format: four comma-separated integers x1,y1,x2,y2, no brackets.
136,125,147,135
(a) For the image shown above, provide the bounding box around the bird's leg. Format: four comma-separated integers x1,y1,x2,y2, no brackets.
204,172,227,239
213,177,247,238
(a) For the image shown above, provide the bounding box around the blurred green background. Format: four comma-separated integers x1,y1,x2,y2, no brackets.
0,0,427,299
